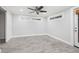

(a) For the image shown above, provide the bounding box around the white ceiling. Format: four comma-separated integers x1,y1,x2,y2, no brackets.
3,6,73,17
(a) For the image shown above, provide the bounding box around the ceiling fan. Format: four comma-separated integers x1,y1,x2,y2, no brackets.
28,6,47,15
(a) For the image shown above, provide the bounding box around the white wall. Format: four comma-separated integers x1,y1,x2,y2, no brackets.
12,15,46,37
0,12,5,39
6,11,12,42
47,9,73,45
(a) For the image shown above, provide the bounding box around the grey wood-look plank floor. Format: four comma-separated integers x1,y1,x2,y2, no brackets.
0,35,79,53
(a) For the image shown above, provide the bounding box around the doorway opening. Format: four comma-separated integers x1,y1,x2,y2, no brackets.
0,7,6,43
73,8,79,47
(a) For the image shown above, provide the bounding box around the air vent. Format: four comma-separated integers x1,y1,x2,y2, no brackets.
32,18,41,20
50,15,62,20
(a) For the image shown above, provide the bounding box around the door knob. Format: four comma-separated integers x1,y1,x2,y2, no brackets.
74,27,78,32
74,29,78,32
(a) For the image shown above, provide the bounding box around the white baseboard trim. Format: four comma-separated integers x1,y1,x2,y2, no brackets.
6,36,12,42
12,34,47,38
48,34,73,46
6,33,73,46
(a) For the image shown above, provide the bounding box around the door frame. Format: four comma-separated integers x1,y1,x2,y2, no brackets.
0,7,6,43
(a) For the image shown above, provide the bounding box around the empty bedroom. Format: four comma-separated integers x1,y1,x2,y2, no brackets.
0,6,79,53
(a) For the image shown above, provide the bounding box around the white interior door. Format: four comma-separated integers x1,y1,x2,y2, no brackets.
74,13,79,47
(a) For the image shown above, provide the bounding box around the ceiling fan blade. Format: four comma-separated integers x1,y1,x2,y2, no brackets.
40,10,47,12
36,11,39,15
28,8,35,10
38,6,43,10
